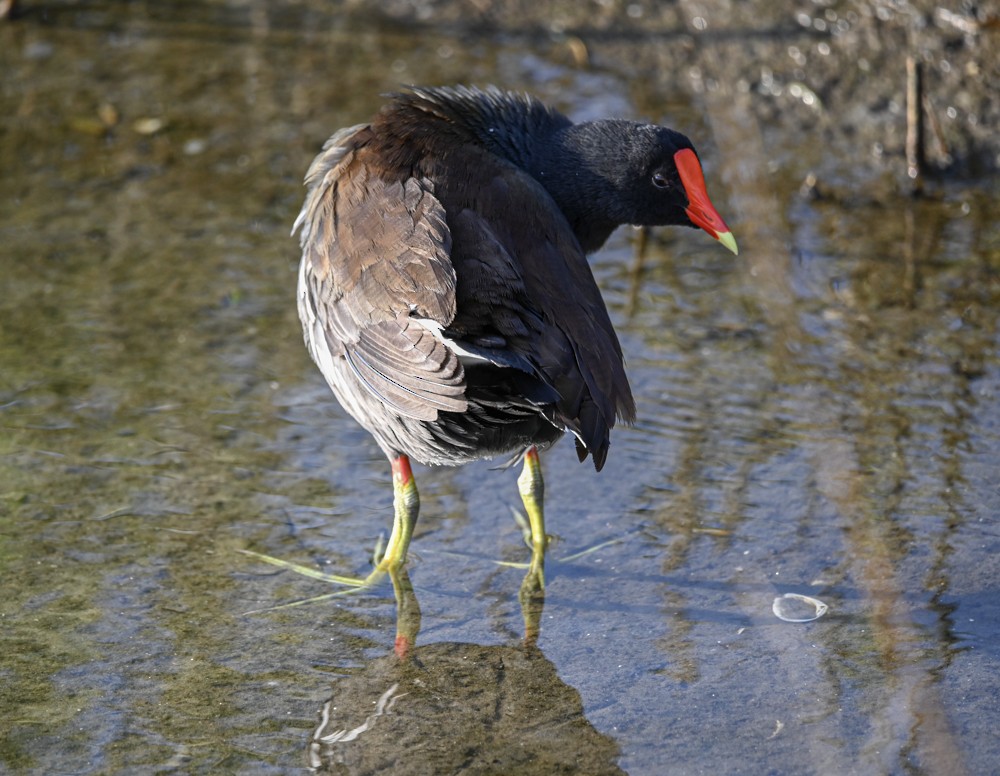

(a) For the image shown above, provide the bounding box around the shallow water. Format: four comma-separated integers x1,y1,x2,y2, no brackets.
2,2,999,774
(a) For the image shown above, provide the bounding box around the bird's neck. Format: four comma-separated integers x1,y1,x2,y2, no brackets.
527,123,622,253
430,104,622,253
382,92,622,253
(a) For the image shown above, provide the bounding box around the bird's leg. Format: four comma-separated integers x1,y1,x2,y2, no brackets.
377,454,419,572
517,446,548,619
240,455,419,598
334,454,419,591
516,446,547,571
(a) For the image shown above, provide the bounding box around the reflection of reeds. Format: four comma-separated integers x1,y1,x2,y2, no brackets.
906,55,925,193
663,3,971,772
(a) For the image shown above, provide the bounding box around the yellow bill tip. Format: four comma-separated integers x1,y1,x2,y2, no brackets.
717,230,739,256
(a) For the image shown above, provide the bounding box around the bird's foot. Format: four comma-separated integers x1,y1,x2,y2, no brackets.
510,507,553,552
238,549,399,612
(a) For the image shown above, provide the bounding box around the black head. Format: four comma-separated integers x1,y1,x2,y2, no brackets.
530,119,738,254
384,86,737,255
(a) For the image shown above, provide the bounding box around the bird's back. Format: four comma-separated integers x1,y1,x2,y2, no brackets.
296,89,635,469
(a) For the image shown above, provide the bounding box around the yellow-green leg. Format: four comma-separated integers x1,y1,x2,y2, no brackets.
517,446,547,579
238,454,421,609
376,454,419,572
517,446,547,641
323,453,419,589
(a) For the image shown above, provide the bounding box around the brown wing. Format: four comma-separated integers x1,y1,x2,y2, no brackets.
438,149,636,469
295,126,467,421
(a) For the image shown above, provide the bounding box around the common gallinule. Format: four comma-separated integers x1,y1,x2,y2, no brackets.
293,85,737,592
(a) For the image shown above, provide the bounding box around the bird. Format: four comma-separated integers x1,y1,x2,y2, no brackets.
293,85,737,595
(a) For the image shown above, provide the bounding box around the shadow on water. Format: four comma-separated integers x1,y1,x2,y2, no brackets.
309,640,624,776
2,1,1000,774
304,570,623,775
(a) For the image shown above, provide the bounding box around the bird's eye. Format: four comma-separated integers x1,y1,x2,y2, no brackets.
651,171,669,189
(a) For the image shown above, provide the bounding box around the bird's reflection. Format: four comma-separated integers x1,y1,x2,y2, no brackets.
309,569,623,775
389,564,542,658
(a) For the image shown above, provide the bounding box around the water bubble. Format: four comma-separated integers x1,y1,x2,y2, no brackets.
772,593,828,623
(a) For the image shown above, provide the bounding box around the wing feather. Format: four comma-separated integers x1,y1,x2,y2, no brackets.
295,127,467,421
442,154,635,469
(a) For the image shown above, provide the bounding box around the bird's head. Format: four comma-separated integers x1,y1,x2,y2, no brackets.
537,120,738,255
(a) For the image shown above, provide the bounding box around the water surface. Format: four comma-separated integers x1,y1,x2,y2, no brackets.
2,2,998,774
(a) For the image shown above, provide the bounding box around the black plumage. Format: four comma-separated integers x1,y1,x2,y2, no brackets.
293,85,737,590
